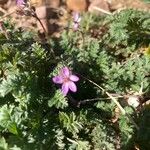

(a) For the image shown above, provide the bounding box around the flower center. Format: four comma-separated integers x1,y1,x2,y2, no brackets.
63,77,70,83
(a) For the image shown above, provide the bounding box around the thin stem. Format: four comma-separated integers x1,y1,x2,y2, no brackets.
34,14,47,34
84,76,126,114
91,6,112,15
0,10,16,20
79,96,123,103
81,97,111,102
0,7,7,14
78,97,111,107
67,138,78,145
79,74,139,130
0,8,47,35
79,75,125,113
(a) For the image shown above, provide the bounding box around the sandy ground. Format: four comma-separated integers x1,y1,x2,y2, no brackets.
0,0,149,36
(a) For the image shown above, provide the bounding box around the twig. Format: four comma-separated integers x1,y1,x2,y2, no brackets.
79,74,139,130
34,14,47,34
81,97,111,102
78,96,123,105
0,7,7,14
0,10,16,20
0,6,47,36
112,7,127,15
77,97,110,107
92,6,127,15
91,6,112,15
79,75,125,113
67,138,78,145
84,76,126,114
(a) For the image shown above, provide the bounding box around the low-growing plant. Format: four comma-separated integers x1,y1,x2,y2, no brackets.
0,8,150,150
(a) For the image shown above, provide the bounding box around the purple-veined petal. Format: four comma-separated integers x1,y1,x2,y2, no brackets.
68,81,77,92
16,0,25,6
73,12,80,22
61,67,70,77
62,82,69,96
52,75,63,84
69,75,79,82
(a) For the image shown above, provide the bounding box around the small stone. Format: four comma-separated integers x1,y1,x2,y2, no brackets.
127,95,140,108
66,0,89,12
31,0,60,7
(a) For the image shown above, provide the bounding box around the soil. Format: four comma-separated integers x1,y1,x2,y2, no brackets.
110,0,150,11
0,0,149,36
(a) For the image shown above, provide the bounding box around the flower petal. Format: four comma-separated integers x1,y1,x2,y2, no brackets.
52,75,63,84
77,17,81,23
61,67,70,77
16,0,25,6
73,12,80,22
68,81,77,92
73,12,78,21
62,82,69,96
69,75,79,82
73,23,79,31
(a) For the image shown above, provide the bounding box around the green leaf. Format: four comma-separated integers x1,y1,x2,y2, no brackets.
48,90,68,109
0,105,19,135
8,122,18,135
10,146,22,150
0,137,8,150
68,138,91,150
59,112,82,134
0,105,11,128
0,79,13,97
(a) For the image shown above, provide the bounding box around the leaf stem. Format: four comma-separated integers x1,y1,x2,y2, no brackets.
34,14,47,34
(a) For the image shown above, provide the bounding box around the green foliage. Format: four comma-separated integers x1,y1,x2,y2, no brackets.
119,114,135,149
104,9,150,56
68,138,91,150
136,108,150,150
48,90,68,109
142,0,150,3
91,123,116,150
0,9,149,149
59,112,83,134
0,137,8,150
53,129,65,150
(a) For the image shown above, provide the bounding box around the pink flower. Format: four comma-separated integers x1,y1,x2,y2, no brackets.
16,0,25,7
52,67,79,96
73,12,81,31
16,0,26,16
